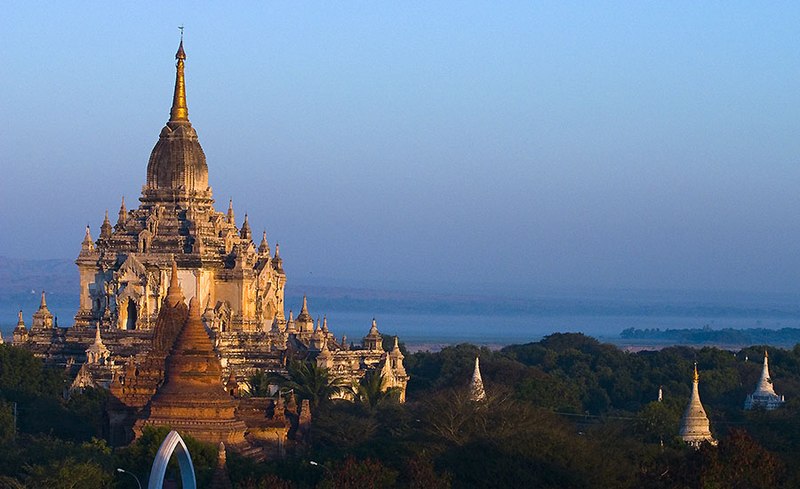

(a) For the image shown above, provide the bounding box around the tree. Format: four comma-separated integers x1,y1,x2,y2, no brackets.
246,369,272,397
699,429,785,489
22,458,112,489
271,361,343,408
317,457,398,489
352,370,401,410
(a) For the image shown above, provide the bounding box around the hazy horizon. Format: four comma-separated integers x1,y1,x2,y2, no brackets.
3,4,800,295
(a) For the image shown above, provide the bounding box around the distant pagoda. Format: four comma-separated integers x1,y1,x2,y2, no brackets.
469,356,486,402
744,351,784,411
679,363,716,448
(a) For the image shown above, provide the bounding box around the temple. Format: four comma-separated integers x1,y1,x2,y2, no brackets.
679,363,716,448
72,36,286,333
744,351,785,410
14,38,408,450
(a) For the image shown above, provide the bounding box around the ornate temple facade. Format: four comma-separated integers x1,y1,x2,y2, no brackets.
73,37,286,334
744,351,785,410
679,364,716,448
15,39,408,442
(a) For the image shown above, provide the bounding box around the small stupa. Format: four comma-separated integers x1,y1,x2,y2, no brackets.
31,291,54,330
679,363,716,448
744,351,785,410
469,356,486,402
13,310,28,343
209,442,233,489
85,325,111,365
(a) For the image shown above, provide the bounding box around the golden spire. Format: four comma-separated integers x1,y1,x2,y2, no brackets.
693,362,699,383
170,31,189,122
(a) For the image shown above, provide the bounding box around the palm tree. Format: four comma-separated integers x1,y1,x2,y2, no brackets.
352,370,401,410
246,369,272,397
270,361,344,408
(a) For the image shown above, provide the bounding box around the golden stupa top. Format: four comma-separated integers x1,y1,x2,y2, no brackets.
170,38,189,122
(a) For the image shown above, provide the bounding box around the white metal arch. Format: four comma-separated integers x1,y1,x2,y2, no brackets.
147,430,197,489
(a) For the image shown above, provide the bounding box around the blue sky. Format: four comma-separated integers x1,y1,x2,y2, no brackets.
2,2,800,294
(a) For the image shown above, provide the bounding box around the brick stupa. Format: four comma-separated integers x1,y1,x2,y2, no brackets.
133,263,248,448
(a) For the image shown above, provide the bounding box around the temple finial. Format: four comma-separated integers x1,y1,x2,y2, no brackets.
101,210,113,238
227,199,235,224
166,258,184,306
693,362,699,383
259,230,270,255
240,213,252,240
82,225,94,249
170,32,189,122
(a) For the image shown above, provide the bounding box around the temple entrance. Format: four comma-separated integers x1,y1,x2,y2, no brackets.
126,301,137,330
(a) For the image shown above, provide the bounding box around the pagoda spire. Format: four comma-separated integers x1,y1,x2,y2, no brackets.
258,230,270,255
86,322,110,364
169,34,189,122
227,199,235,224
100,210,113,238
679,363,715,448
82,225,95,251
240,214,252,240
115,196,127,229
744,350,785,410
363,318,382,351
165,259,185,307
272,243,284,273
369,318,379,335
756,350,777,395
470,356,486,401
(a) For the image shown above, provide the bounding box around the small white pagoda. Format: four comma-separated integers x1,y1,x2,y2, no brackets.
744,351,784,411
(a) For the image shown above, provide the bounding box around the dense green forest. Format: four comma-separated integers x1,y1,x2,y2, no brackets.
0,334,798,488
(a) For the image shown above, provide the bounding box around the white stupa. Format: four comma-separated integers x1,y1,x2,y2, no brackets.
744,351,784,411
679,363,716,448
470,356,486,402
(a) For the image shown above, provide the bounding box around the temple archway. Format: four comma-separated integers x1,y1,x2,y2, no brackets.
148,430,196,489
125,300,137,330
